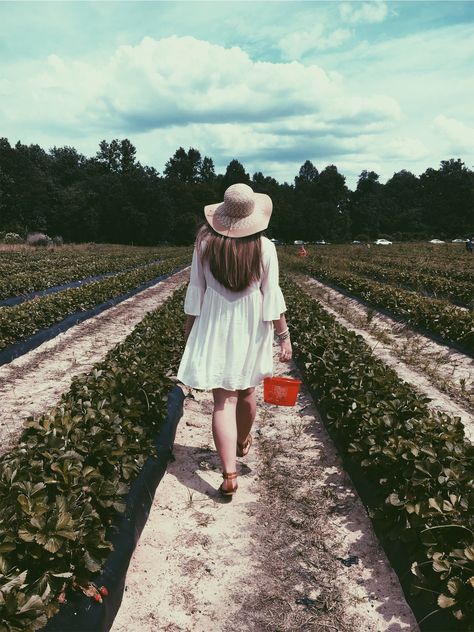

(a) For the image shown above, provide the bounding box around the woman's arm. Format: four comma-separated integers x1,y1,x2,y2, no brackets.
273,313,292,362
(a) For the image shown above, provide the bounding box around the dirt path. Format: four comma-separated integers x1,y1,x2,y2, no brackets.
0,268,189,457
296,275,474,443
111,352,418,632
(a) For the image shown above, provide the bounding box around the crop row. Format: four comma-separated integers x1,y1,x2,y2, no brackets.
0,255,190,353
288,245,474,307
347,260,473,308
297,244,474,285
0,246,188,300
283,275,474,626
0,285,187,631
281,253,474,356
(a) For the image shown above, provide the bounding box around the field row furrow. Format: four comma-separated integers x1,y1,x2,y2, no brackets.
0,255,190,353
0,245,189,299
347,260,474,308
0,285,187,631
283,275,474,627
281,253,474,356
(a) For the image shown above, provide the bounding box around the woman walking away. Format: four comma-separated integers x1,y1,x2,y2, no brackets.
177,183,292,497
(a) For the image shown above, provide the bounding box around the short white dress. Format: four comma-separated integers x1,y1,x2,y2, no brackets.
177,236,286,391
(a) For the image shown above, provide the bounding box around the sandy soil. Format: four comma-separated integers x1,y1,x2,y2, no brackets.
111,352,418,632
296,275,474,443
0,268,189,457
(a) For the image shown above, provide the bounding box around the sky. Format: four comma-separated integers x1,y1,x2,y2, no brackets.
1,1,473,189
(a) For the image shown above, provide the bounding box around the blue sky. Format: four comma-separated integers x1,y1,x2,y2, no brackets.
1,1,473,188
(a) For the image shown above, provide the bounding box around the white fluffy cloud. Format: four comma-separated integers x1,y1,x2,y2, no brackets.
1,33,457,187
339,1,388,24
434,115,474,153
1,36,400,150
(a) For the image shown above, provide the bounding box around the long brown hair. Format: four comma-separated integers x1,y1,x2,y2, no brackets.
196,223,263,291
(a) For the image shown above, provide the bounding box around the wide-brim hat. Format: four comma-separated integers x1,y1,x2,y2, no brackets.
204,183,272,238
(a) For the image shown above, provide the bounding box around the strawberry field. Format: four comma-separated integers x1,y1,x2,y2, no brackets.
282,243,474,356
0,242,473,631
0,245,188,301
282,275,474,627
0,283,187,630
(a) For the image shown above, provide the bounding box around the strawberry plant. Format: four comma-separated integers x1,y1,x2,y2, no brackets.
0,255,190,353
282,275,474,626
0,286,186,630
282,252,474,356
0,245,190,300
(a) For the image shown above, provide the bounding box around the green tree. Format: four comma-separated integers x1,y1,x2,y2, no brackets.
315,165,350,241
220,159,250,194
349,170,385,239
199,156,216,183
164,147,202,183
294,160,318,190
96,139,137,174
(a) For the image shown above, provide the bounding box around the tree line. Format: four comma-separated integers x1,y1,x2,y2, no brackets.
0,137,472,245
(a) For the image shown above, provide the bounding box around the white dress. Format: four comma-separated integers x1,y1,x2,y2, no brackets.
177,236,286,391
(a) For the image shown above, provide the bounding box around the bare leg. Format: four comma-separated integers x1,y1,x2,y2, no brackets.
236,387,256,445
212,388,238,491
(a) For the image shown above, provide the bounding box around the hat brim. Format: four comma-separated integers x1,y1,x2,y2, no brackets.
204,193,272,238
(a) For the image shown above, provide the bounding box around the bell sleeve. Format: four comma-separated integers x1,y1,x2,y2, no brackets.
260,241,286,321
184,247,206,316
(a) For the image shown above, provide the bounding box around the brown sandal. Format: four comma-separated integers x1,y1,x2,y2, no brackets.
219,472,238,496
236,434,253,458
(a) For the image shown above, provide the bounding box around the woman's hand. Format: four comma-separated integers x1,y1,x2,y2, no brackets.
279,338,292,362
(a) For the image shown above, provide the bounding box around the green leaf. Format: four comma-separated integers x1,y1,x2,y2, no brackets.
388,493,403,507
0,543,16,553
18,594,44,613
18,529,35,542
56,512,73,530
43,536,63,554
447,578,462,596
432,559,451,572
83,551,101,573
410,561,423,580
437,594,456,608
1,571,27,593
464,545,474,561
428,498,442,513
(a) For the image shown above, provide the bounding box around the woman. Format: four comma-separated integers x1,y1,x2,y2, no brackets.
177,183,292,497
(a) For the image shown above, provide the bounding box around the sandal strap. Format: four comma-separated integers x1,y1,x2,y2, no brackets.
222,472,237,480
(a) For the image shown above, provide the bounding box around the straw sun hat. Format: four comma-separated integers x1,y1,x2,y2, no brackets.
204,183,273,238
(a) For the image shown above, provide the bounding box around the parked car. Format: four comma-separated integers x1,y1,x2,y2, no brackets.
451,238,465,243
352,240,362,244
314,240,327,245
429,239,445,244
294,240,305,245
374,239,392,245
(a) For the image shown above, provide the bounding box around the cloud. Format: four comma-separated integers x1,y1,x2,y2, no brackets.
279,26,352,59
433,115,474,153
339,1,388,24
0,34,437,187
1,35,399,137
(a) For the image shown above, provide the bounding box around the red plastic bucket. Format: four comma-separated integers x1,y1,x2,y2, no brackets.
264,377,302,406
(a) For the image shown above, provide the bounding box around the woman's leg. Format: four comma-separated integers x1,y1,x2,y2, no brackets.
212,388,238,489
236,387,256,445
